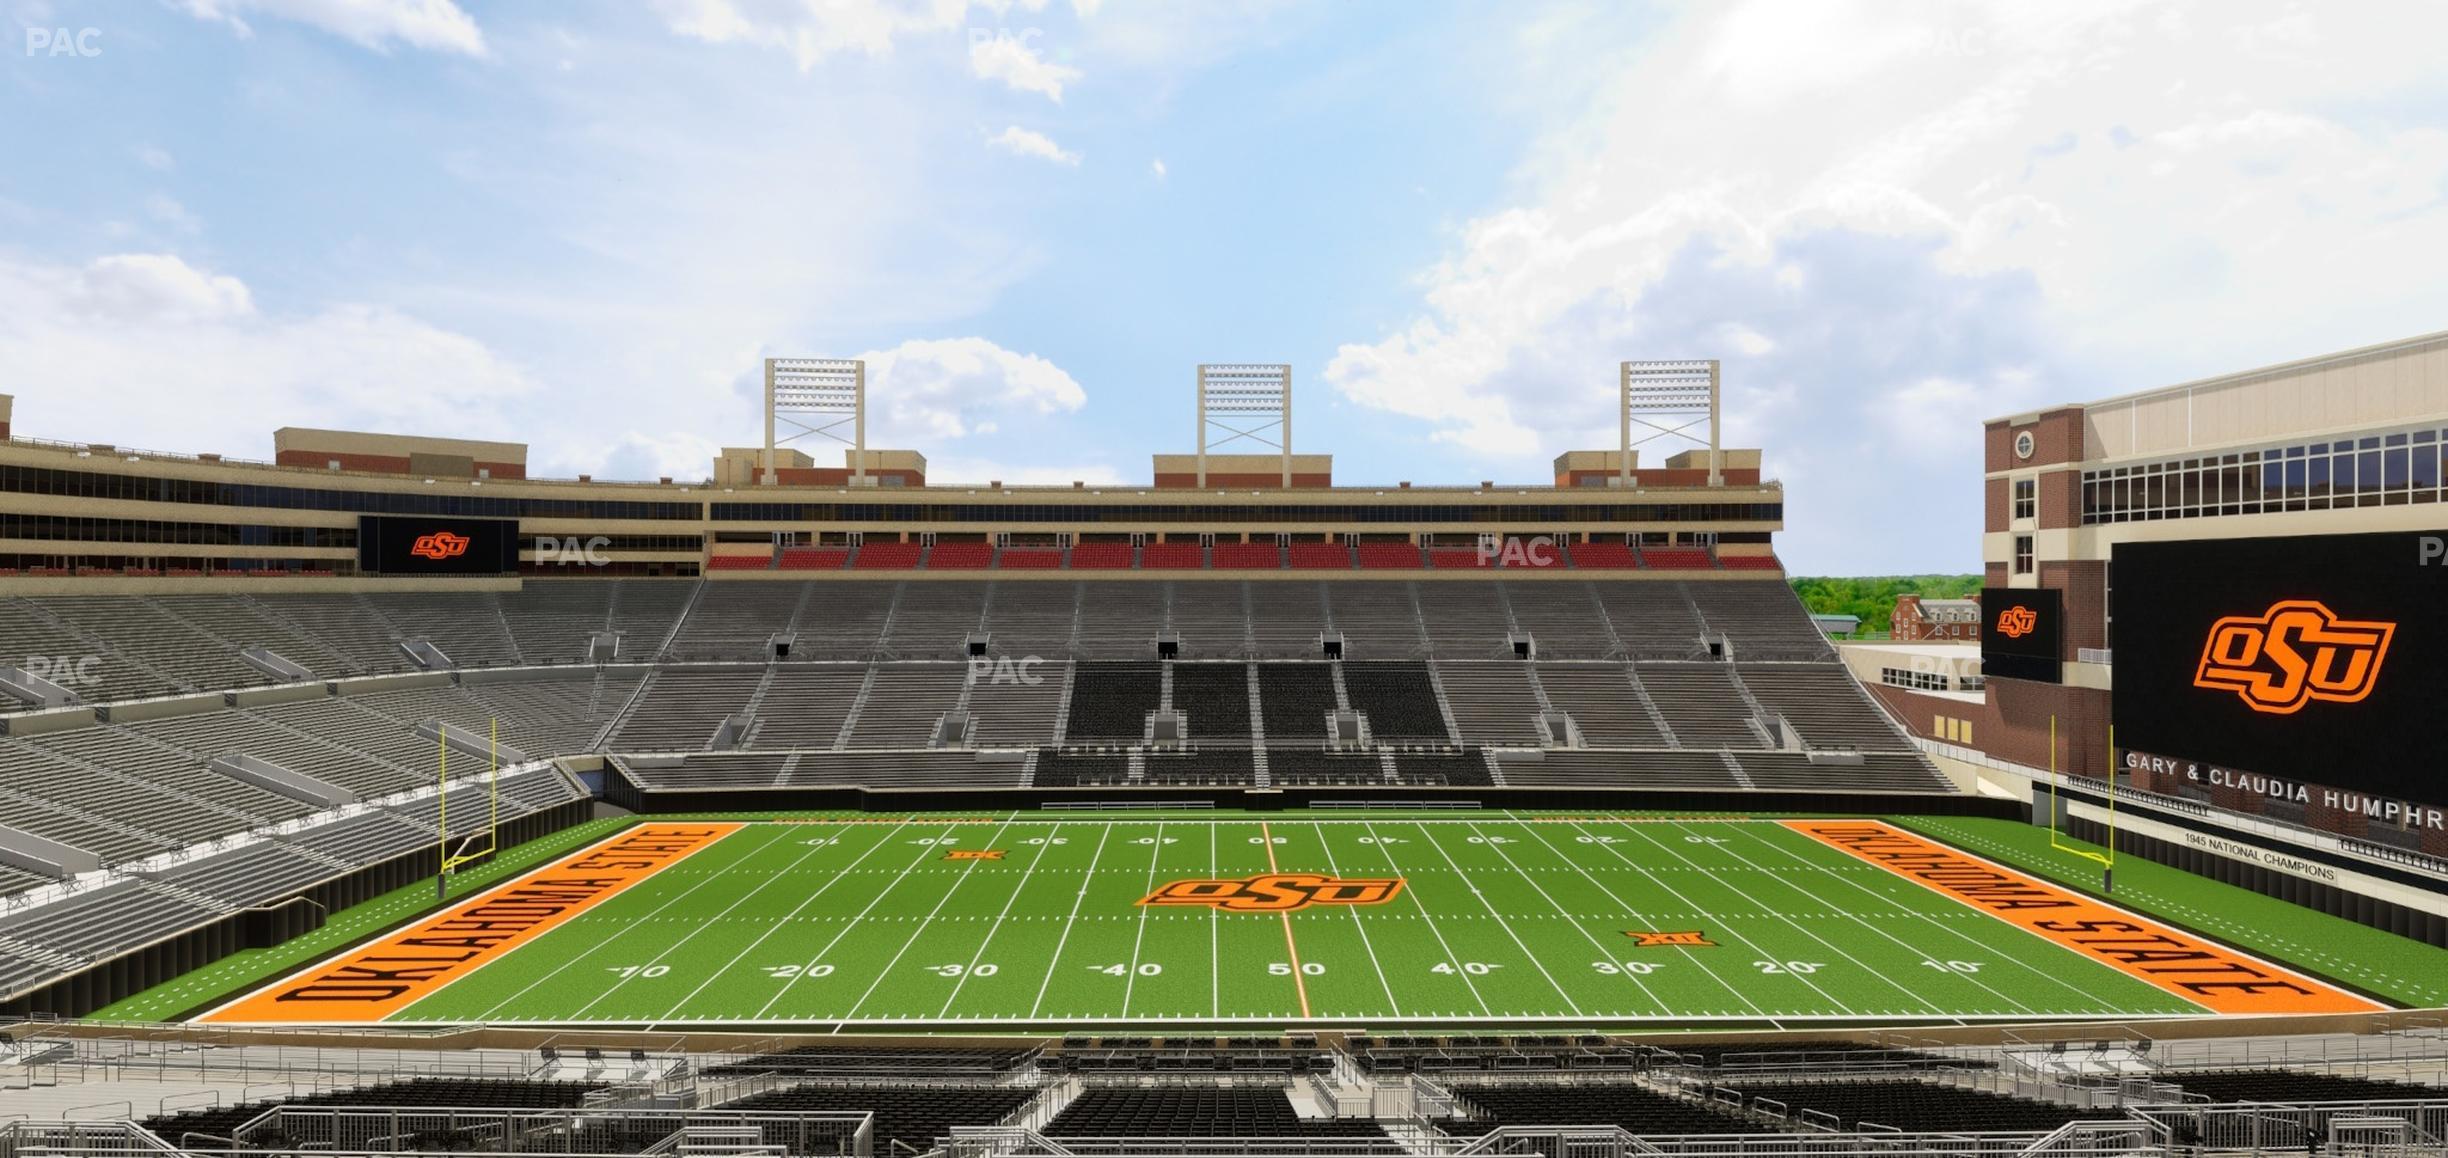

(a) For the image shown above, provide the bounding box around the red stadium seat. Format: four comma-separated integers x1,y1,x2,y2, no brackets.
851,541,924,569
926,542,993,569
1425,549,1487,570
1568,541,1638,569
1287,542,1353,570
996,547,1063,569
1138,542,1204,569
1211,542,1282,569
1356,543,1424,569
776,547,849,570
1068,542,1137,569
1719,553,1783,571
706,554,772,571
1640,546,1718,569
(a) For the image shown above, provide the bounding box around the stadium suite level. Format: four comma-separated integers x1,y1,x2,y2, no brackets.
1858,327,2448,891
0,405,1782,584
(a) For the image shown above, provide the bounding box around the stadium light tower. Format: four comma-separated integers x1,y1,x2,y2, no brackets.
763,357,866,486
1196,364,1293,488
1620,359,1722,487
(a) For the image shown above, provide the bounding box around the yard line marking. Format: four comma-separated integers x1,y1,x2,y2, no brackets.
1028,823,1116,1019
1565,817,1854,1016
1717,821,2096,1016
1260,821,1313,1019
1355,818,1492,1014
570,823,873,1020
1308,822,1403,1017
459,824,787,1023
1507,811,1761,1016
938,820,1061,1018
1461,818,1661,1014
1612,820,1925,1013
1406,821,1582,1017
1119,820,1162,1017
659,817,915,1021
754,819,972,1020
1207,821,1220,1020
834,813,1029,1028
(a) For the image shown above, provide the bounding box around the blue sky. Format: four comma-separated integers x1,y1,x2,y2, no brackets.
4,1,2447,573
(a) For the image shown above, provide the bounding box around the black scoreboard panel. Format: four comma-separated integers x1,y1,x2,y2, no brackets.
1979,587,2062,683
357,515,517,575
2113,531,2444,814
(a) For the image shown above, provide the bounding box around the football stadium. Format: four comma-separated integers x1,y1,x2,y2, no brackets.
0,331,2445,1158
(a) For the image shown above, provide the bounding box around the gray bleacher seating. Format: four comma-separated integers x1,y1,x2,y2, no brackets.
1638,664,1765,749
845,665,967,747
249,594,413,673
746,665,865,749
1537,663,1669,747
606,668,759,751
1436,663,1546,746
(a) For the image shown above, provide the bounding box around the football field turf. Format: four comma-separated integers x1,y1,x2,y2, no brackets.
203,814,2378,1029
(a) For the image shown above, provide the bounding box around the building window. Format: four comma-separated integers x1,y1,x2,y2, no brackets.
2079,421,2448,526
1881,667,1952,692
2012,478,2035,521
2013,534,2034,574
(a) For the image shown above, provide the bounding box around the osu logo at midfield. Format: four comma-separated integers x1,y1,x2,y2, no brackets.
408,531,472,560
1141,873,1404,912
2195,600,2394,715
1994,605,2038,639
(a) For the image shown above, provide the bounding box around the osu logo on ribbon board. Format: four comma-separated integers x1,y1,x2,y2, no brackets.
1140,873,1404,912
408,531,472,560
2194,600,2394,715
1994,605,2038,639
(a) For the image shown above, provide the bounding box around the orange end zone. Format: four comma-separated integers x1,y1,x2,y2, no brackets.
1783,821,2383,1016
201,823,743,1024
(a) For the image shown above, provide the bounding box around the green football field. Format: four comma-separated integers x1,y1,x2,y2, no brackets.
224,813,2265,1028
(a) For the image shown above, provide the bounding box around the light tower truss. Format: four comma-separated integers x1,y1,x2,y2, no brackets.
764,357,866,486
1196,363,1294,488
1619,359,1722,487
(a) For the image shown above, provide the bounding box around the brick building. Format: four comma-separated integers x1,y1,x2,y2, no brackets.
1863,327,2448,859
1890,594,1979,642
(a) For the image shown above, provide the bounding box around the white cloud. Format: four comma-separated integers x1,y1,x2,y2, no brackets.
656,0,972,69
969,31,1081,100
134,145,175,172
178,0,487,56
68,254,253,323
1327,0,2448,571
986,125,1081,165
1149,157,1166,180
0,252,532,455
854,336,1088,442
145,195,202,234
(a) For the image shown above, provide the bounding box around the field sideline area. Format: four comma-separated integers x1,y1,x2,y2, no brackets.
197,813,2382,1030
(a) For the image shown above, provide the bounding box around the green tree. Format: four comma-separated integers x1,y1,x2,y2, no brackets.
1788,575,1982,638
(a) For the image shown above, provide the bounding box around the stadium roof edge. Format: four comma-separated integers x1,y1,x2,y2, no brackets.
1981,326,2448,427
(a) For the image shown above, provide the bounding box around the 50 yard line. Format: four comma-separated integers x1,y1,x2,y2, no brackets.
1261,821,1313,1020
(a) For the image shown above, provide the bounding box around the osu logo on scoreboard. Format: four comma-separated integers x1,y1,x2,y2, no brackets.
1140,873,1404,913
408,531,472,560
2194,600,2394,715
1994,605,2038,639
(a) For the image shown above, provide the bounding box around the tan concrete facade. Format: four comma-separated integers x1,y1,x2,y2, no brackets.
273,426,529,480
